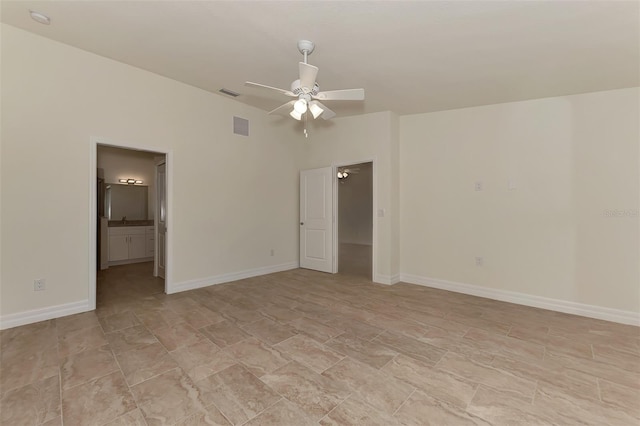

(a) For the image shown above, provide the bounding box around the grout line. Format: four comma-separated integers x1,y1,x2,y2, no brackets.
391,387,416,416
465,383,481,411
595,378,603,402
531,380,540,405
377,353,398,371
58,368,65,426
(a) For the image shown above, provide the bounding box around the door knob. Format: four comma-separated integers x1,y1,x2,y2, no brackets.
300,222,304,225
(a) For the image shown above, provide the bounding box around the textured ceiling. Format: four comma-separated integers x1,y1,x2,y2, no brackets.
2,1,638,118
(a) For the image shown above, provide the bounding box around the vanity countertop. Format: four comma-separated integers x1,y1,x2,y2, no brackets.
108,220,154,227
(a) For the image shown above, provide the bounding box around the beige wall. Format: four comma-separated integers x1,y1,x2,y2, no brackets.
296,112,401,283
1,24,300,319
400,88,640,314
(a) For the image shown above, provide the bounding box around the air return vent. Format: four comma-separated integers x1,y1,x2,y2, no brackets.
233,116,249,136
219,88,240,97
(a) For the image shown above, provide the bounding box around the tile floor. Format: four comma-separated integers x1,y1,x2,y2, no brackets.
1,262,639,425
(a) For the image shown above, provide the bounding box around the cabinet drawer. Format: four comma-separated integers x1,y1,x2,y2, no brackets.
109,226,146,236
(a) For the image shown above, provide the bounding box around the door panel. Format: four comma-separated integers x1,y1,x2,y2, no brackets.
300,167,333,273
157,162,166,279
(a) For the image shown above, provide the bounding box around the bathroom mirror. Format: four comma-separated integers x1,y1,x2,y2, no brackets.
105,183,148,220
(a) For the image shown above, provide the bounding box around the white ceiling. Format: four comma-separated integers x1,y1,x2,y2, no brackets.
2,1,638,117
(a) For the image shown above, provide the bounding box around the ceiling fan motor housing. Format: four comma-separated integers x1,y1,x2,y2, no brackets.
290,79,320,96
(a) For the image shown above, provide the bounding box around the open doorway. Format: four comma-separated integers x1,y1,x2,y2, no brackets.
94,144,167,307
336,161,373,279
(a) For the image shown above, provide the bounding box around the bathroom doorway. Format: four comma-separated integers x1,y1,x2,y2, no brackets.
93,143,167,307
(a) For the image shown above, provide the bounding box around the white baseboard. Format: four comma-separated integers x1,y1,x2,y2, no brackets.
0,300,91,330
169,262,299,294
375,273,401,285
400,273,640,326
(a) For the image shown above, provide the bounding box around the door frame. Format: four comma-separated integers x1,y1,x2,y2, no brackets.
332,158,376,279
88,137,173,310
154,160,166,278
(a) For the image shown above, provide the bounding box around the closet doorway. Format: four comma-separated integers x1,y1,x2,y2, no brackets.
336,161,373,279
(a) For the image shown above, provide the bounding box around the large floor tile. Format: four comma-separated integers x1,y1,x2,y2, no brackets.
195,364,281,425
199,320,251,348
394,390,491,425
242,398,316,426
382,354,478,408
319,395,401,426
322,357,414,415
275,334,345,374
61,371,137,425
170,340,235,382
221,337,289,377
326,334,398,369
115,341,178,386
130,367,210,426
0,375,60,425
261,361,350,420
60,344,119,390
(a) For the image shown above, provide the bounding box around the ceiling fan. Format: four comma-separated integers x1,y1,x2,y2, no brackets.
245,40,365,123
337,166,360,179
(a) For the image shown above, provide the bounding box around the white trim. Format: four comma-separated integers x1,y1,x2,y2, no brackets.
169,262,299,294
375,273,401,285
400,273,640,326
0,300,90,330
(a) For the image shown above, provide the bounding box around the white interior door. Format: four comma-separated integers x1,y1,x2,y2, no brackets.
156,162,166,279
300,167,334,273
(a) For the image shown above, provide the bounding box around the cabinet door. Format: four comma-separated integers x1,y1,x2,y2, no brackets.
146,234,155,257
109,234,129,261
129,234,147,259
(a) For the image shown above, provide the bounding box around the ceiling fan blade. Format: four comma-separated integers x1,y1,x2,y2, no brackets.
299,62,319,90
313,101,336,120
245,81,295,97
314,88,365,101
268,100,296,116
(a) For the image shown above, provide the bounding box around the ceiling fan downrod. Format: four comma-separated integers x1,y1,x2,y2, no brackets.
297,40,315,64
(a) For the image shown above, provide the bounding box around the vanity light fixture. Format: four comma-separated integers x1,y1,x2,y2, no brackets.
119,178,143,185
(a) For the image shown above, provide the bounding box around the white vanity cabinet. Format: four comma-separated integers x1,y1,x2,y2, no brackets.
109,226,152,264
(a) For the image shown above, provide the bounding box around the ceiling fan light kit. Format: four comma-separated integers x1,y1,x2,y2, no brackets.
245,39,365,136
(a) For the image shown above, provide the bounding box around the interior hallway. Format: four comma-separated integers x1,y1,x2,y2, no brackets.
1,264,638,425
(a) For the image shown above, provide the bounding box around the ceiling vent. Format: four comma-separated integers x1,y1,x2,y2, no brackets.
233,116,249,136
219,88,240,97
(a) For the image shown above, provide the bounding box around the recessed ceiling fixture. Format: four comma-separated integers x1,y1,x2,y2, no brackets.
245,40,365,137
29,10,51,25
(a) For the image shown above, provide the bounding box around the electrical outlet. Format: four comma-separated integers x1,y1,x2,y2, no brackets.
475,257,483,267
34,278,46,291
270,249,275,256
474,181,483,191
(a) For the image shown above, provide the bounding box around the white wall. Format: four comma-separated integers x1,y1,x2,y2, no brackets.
400,88,640,317
98,145,158,219
0,24,300,323
296,112,400,283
